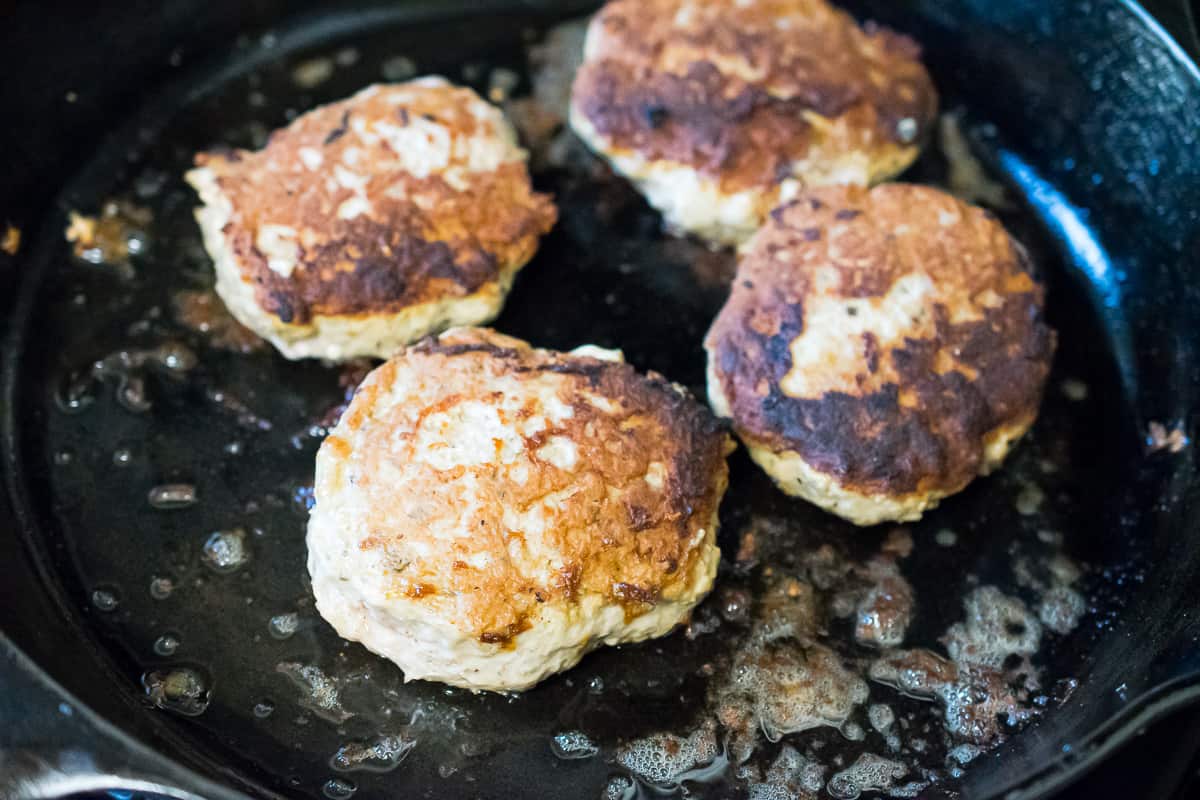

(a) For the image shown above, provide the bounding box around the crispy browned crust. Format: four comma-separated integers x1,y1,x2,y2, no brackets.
705,184,1055,496
330,328,733,640
195,83,557,324
571,0,937,192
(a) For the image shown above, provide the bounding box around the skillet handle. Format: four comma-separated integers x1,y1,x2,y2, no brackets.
1139,0,1200,59
0,636,226,800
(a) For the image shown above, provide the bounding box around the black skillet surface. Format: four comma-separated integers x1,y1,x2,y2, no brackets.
1,1,1200,799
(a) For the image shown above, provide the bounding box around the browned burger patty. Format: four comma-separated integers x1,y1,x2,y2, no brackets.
308,328,735,691
569,0,938,245
187,78,557,361
704,183,1055,525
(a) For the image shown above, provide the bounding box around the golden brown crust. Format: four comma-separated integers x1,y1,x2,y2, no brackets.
194,82,557,324
327,328,733,641
571,0,937,193
705,184,1055,496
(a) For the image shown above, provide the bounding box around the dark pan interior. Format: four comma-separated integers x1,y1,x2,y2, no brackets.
2,2,1199,800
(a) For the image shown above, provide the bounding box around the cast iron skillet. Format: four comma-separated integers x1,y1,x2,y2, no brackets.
1,1,1199,798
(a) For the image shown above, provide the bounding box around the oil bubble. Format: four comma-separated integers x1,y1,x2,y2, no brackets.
56,370,97,413
840,721,865,741
153,633,180,656
142,666,211,716
615,723,721,786
1038,586,1086,634
1015,483,1045,516
330,734,415,773
292,57,334,89
935,529,958,547
380,55,417,81
551,730,598,760
1060,378,1089,401
269,612,300,639
826,753,907,800
604,775,635,800
322,777,357,799
202,528,250,573
148,483,198,510
947,743,981,765
276,662,352,723
867,704,894,733
149,576,174,599
91,588,119,612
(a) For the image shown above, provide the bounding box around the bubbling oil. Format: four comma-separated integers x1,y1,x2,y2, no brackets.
330,734,416,774
276,662,353,724
269,612,300,640
202,528,250,573
142,666,211,716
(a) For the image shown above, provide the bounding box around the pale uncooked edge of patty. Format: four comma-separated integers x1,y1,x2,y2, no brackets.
306,500,722,692
705,354,1033,526
187,165,520,362
568,107,908,246
569,107,790,246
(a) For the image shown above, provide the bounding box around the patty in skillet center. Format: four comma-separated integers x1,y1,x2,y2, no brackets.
307,328,734,691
